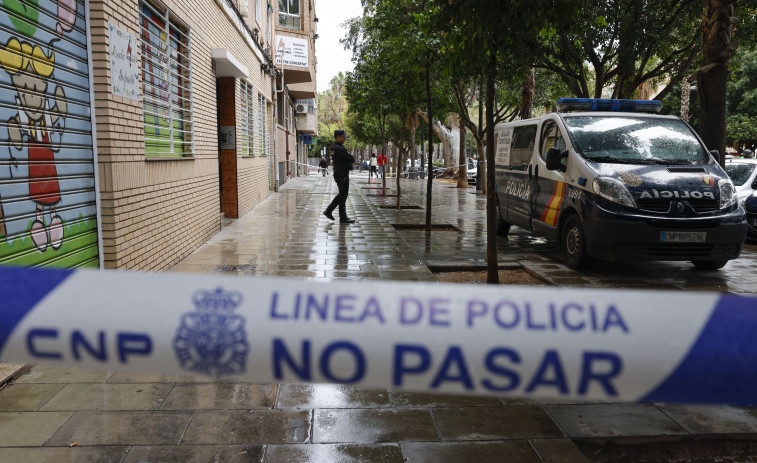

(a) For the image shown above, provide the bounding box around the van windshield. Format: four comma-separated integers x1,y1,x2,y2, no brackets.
563,116,709,165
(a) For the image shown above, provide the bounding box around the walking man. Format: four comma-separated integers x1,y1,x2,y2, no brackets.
323,130,356,224
319,156,329,176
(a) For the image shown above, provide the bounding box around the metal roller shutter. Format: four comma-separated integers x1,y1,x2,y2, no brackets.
0,0,99,268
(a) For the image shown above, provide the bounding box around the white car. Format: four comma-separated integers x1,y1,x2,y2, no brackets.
724,159,757,207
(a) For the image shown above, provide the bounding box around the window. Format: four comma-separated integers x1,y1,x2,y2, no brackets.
508,125,537,167
540,120,566,160
258,93,269,156
240,81,255,155
278,0,300,29
256,0,262,24
140,1,193,157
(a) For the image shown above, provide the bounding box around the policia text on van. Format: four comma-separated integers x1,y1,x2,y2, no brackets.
494,99,746,270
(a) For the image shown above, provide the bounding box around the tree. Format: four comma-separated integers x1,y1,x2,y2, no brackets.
344,0,449,221
437,0,563,283
536,0,700,100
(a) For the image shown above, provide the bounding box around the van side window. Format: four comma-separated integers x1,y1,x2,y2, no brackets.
540,120,567,160
508,125,537,168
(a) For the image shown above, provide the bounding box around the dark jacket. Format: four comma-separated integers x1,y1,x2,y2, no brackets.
331,143,354,175
319,158,328,168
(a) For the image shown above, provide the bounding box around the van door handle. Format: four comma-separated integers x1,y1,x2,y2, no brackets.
528,165,532,180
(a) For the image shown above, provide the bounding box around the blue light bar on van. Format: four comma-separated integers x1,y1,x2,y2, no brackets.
556,98,663,113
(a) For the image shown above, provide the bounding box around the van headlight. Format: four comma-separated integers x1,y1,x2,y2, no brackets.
593,177,637,208
719,179,736,209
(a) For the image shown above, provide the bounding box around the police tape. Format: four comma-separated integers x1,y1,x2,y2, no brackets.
2,265,756,405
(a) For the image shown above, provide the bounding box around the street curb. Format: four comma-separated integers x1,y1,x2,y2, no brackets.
0,363,27,388
520,262,557,286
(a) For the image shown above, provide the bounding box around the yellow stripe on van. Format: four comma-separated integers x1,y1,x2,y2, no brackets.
543,182,565,227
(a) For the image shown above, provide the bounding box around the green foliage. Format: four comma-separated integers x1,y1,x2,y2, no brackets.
727,114,757,148
535,0,700,99
727,46,757,119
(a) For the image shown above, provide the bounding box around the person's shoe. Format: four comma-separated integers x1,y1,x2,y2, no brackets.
340,218,356,224
323,211,335,220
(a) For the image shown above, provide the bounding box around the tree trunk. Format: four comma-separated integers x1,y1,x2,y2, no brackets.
419,112,460,176
476,137,486,194
519,68,536,120
425,61,433,231
397,123,405,210
698,0,735,166
680,78,691,121
485,57,498,284
457,122,468,188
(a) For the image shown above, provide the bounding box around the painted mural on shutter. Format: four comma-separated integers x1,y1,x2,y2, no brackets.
0,0,99,268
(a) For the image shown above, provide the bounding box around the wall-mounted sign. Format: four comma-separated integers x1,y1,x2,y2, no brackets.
274,35,308,68
109,23,139,101
302,134,313,145
220,126,236,150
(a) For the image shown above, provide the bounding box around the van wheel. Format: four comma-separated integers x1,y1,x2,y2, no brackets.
692,260,728,270
495,198,511,235
563,215,589,269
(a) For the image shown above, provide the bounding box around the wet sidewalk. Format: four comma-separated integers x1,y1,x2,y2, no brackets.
3,173,757,462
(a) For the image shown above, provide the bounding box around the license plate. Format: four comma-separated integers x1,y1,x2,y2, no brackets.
660,231,707,243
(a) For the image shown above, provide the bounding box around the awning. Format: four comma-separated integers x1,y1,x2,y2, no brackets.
212,48,250,79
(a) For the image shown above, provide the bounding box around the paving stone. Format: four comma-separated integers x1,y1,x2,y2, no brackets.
0,446,129,462
123,445,264,462
14,366,112,384
546,403,688,438
0,383,64,411
181,410,311,444
107,372,212,383
0,412,71,446
529,438,589,463
40,383,172,411
389,392,500,408
313,409,438,443
266,443,403,463
161,383,277,410
657,404,757,434
277,383,390,409
46,411,192,446
400,441,542,463
433,406,563,440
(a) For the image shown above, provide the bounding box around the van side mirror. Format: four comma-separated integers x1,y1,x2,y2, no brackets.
752,179,757,190
546,147,568,172
710,150,720,163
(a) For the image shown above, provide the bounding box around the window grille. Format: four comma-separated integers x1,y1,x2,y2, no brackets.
140,0,193,157
240,81,255,155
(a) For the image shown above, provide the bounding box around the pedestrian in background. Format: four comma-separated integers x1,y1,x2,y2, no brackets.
323,130,356,224
319,156,329,176
378,152,387,179
370,153,378,179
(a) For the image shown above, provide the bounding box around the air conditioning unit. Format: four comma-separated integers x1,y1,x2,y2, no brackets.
296,104,308,114
238,0,249,16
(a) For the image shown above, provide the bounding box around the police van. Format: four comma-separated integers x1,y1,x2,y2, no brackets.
494,99,747,270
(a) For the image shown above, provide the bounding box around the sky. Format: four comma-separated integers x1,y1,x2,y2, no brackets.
315,0,363,94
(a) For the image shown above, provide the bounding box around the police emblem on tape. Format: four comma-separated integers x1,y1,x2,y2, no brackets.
173,288,249,376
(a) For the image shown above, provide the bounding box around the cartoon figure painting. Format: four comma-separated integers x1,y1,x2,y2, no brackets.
0,0,99,268
0,38,67,251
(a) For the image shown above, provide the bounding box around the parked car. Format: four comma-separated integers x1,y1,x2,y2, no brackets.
493,98,746,270
744,192,757,241
724,158,757,208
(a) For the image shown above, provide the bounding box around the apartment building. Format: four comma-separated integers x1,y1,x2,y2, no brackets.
0,0,281,270
273,0,317,184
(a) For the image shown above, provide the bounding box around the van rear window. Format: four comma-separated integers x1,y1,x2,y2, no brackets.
508,125,537,167
563,116,708,165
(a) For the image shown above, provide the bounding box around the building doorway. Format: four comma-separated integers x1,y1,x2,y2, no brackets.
217,77,238,218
